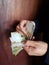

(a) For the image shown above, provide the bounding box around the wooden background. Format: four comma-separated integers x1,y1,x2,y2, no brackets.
0,0,42,65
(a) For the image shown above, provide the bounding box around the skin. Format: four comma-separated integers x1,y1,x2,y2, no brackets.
16,20,48,56
0,0,47,57
0,0,41,65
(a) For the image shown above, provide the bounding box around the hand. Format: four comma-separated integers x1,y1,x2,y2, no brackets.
16,20,28,36
24,40,48,56
16,20,35,40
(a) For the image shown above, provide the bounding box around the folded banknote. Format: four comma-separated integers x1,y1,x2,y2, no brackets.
10,21,35,56
10,32,26,56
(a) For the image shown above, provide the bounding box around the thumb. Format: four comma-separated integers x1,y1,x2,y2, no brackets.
24,40,36,48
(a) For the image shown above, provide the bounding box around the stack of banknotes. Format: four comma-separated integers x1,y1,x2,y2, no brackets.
10,21,35,56
10,32,26,56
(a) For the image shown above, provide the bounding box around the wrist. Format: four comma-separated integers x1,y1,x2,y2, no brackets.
45,43,49,54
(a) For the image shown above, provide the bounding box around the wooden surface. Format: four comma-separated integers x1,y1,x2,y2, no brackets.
0,0,39,25
0,47,31,65
0,32,42,65
0,0,42,65
0,35,33,65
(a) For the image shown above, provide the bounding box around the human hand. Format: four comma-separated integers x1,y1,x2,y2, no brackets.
24,40,48,56
16,20,35,39
16,20,28,36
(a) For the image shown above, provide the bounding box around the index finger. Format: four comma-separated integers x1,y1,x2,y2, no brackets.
20,20,27,29
24,40,37,48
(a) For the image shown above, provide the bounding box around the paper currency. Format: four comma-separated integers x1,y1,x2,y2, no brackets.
10,21,35,56
26,21,35,39
10,32,25,43
10,32,26,56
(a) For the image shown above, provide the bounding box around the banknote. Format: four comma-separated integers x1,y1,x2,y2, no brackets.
10,21,35,56
10,32,26,56
11,46,23,56
26,21,35,39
